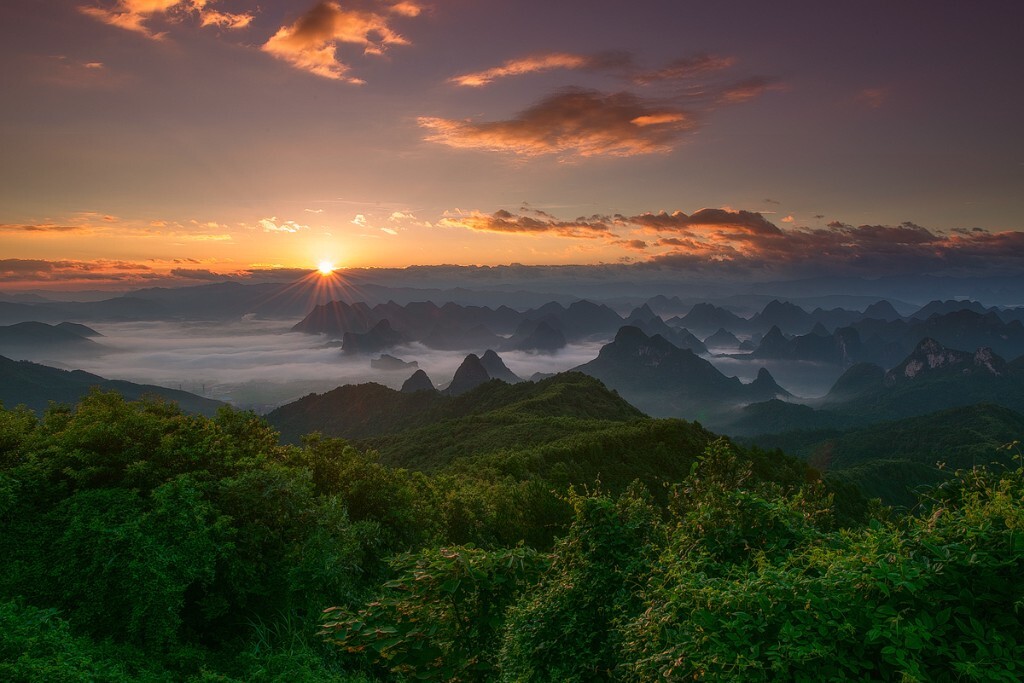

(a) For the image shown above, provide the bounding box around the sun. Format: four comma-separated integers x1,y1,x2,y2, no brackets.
317,260,335,276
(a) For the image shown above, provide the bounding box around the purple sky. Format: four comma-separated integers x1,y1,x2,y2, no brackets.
2,0,1022,289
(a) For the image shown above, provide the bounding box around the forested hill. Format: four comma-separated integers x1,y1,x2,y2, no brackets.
1,391,1021,680
0,354,224,416
266,372,759,494
266,371,643,444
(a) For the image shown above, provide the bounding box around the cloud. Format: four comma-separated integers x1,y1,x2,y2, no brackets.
432,202,1024,279
419,89,696,158
261,0,421,82
714,77,779,104
450,52,631,87
631,54,736,84
429,50,778,159
0,223,89,233
0,258,157,284
625,208,783,237
612,239,648,251
259,217,308,233
641,216,1024,276
440,208,613,239
450,51,735,88
79,0,252,39
169,267,228,280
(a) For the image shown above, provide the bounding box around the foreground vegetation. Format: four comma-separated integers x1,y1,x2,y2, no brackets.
1,390,1021,680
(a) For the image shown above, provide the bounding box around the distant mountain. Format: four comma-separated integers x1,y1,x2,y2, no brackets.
55,322,102,337
401,369,436,393
671,328,710,354
479,349,521,384
672,303,746,337
292,300,376,336
749,300,816,335
744,325,863,366
292,298,625,349
883,337,1007,385
537,300,625,340
704,328,741,348
502,319,566,353
837,308,1024,367
624,310,708,354
572,326,790,422
728,339,1024,436
909,299,989,320
0,355,223,416
0,321,106,360
370,354,417,371
745,403,1024,508
862,300,902,321
446,354,493,396
822,363,886,404
909,310,1024,360
342,319,407,354
421,323,504,351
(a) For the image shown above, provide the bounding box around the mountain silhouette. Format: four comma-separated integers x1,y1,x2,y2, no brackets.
401,369,436,393
573,326,790,421
0,355,223,416
479,349,522,384
342,319,407,355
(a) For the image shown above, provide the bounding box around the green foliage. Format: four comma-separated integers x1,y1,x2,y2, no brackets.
321,545,546,681
2,386,1018,682
747,403,1024,507
619,452,1024,681
497,483,661,682
0,599,160,681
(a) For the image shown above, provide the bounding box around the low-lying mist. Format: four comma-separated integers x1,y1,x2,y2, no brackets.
70,320,607,412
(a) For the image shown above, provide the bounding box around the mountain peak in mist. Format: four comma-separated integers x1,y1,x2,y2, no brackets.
446,354,492,396
480,349,521,383
401,369,436,393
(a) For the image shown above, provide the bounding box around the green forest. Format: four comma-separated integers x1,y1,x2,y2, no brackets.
1,385,1022,681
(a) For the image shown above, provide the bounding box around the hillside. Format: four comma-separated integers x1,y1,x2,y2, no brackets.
743,403,1024,507
0,355,224,416
267,371,642,445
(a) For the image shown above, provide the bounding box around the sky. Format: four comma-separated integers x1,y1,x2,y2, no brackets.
2,0,1023,291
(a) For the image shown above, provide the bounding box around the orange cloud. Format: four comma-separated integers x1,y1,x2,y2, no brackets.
643,218,1024,276
626,208,783,238
450,53,594,87
431,51,779,159
439,209,613,239
715,77,780,104
79,0,252,39
262,1,421,82
258,217,308,233
0,258,155,284
451,51,737,88
419,89,696,158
